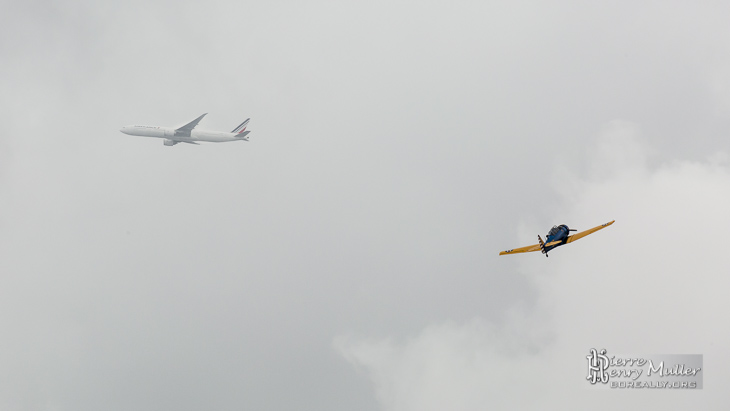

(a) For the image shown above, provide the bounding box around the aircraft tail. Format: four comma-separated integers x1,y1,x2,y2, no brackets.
231,118,250,134
231,118,251,140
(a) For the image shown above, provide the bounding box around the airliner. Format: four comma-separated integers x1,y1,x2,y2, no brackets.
120,113,250,146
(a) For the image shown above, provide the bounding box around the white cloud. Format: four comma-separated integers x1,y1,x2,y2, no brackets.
336,122,730,410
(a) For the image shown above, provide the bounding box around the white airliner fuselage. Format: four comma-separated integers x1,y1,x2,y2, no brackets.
120,113,250,146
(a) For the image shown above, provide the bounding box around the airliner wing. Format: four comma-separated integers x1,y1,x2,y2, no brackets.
565,220,615,244
176,113,207,133
499,243,542,255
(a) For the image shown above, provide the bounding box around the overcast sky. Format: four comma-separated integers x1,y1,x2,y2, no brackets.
2,1,730,410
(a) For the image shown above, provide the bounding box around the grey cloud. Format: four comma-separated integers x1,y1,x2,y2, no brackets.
336,126,730,410
2,1,730,410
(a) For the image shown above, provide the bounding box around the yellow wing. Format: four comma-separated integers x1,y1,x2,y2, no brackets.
499,243,541,255
565,220,615,244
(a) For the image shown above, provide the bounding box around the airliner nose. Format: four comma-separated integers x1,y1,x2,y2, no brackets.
120,126,130,135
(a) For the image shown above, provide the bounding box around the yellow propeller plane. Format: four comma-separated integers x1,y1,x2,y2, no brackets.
499,220,614,257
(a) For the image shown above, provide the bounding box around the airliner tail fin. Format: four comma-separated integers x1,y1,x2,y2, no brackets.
231,118,250,134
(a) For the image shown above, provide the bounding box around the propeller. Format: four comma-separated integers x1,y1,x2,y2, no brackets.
538,235,548,257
